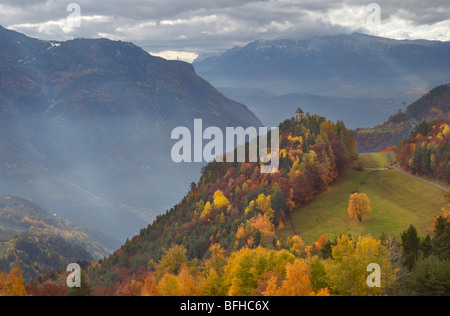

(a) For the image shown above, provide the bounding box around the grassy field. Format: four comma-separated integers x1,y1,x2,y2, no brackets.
283,153,448,244
360,152,395,169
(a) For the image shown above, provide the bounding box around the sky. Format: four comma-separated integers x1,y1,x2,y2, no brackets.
1,0,450,62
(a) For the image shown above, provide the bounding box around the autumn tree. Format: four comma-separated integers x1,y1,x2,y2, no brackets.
287,235,306,256
248,214,275,247
348,193,372,222
202,244,228,296
223,247,294,296
325,235,398,296
245,194,275,221
155,245,188,279
0,267,28,296
213,190,230,210
158,274,182,296
200,201,212,221
141,273,159,296
178,265,204,296
269,259,314,296
262,258,330,296
256,194,275,220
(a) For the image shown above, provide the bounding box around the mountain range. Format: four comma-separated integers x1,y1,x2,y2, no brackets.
0,25,262,242
194,33,450,129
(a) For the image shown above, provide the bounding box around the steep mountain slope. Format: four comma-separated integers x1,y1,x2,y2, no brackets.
195,33,450,128
0,26,262,241
0,195,114,281
356,84,450,152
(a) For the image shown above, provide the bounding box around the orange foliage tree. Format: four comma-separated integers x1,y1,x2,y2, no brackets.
348,193,372,222
0,267,28,296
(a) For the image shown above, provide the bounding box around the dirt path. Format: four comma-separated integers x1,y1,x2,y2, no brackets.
365,164,448,191
393,164,448,191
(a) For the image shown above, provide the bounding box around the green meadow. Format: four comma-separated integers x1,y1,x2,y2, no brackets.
284,153,448,244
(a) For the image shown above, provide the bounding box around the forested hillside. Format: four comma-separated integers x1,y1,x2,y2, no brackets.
81,114,357,293
396,119,450,183
0,196,113,281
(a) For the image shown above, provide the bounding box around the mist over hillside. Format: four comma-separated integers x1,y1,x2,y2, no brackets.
0,26,262,242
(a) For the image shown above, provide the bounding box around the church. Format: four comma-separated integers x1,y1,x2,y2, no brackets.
295,108,305,122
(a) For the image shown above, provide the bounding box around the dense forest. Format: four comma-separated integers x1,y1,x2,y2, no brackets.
10,210,450,296
0,234,91,282
396,119,450,183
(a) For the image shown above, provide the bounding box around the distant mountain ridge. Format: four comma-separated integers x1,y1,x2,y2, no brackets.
195,33,450,98
195,33,450,129
0,26,262,241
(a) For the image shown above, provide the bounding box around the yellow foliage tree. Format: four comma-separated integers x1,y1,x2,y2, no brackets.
287,235,306,256
244,200,255,215
441,123,450,139
224,247,294,296
200,201,212,220
348,193,372,222
155,245,188,279
159,273,182,296
213,190,230,210
0,267,27,297
325,235,398,296
255,194,275,220
263,259,330,296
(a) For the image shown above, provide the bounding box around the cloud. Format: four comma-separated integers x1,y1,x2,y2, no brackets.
2,0,449,59
149,50,199,63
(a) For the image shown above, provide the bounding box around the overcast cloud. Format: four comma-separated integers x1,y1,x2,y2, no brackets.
1,0,449,61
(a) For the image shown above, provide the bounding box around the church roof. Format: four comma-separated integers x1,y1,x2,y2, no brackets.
296,108,304,114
